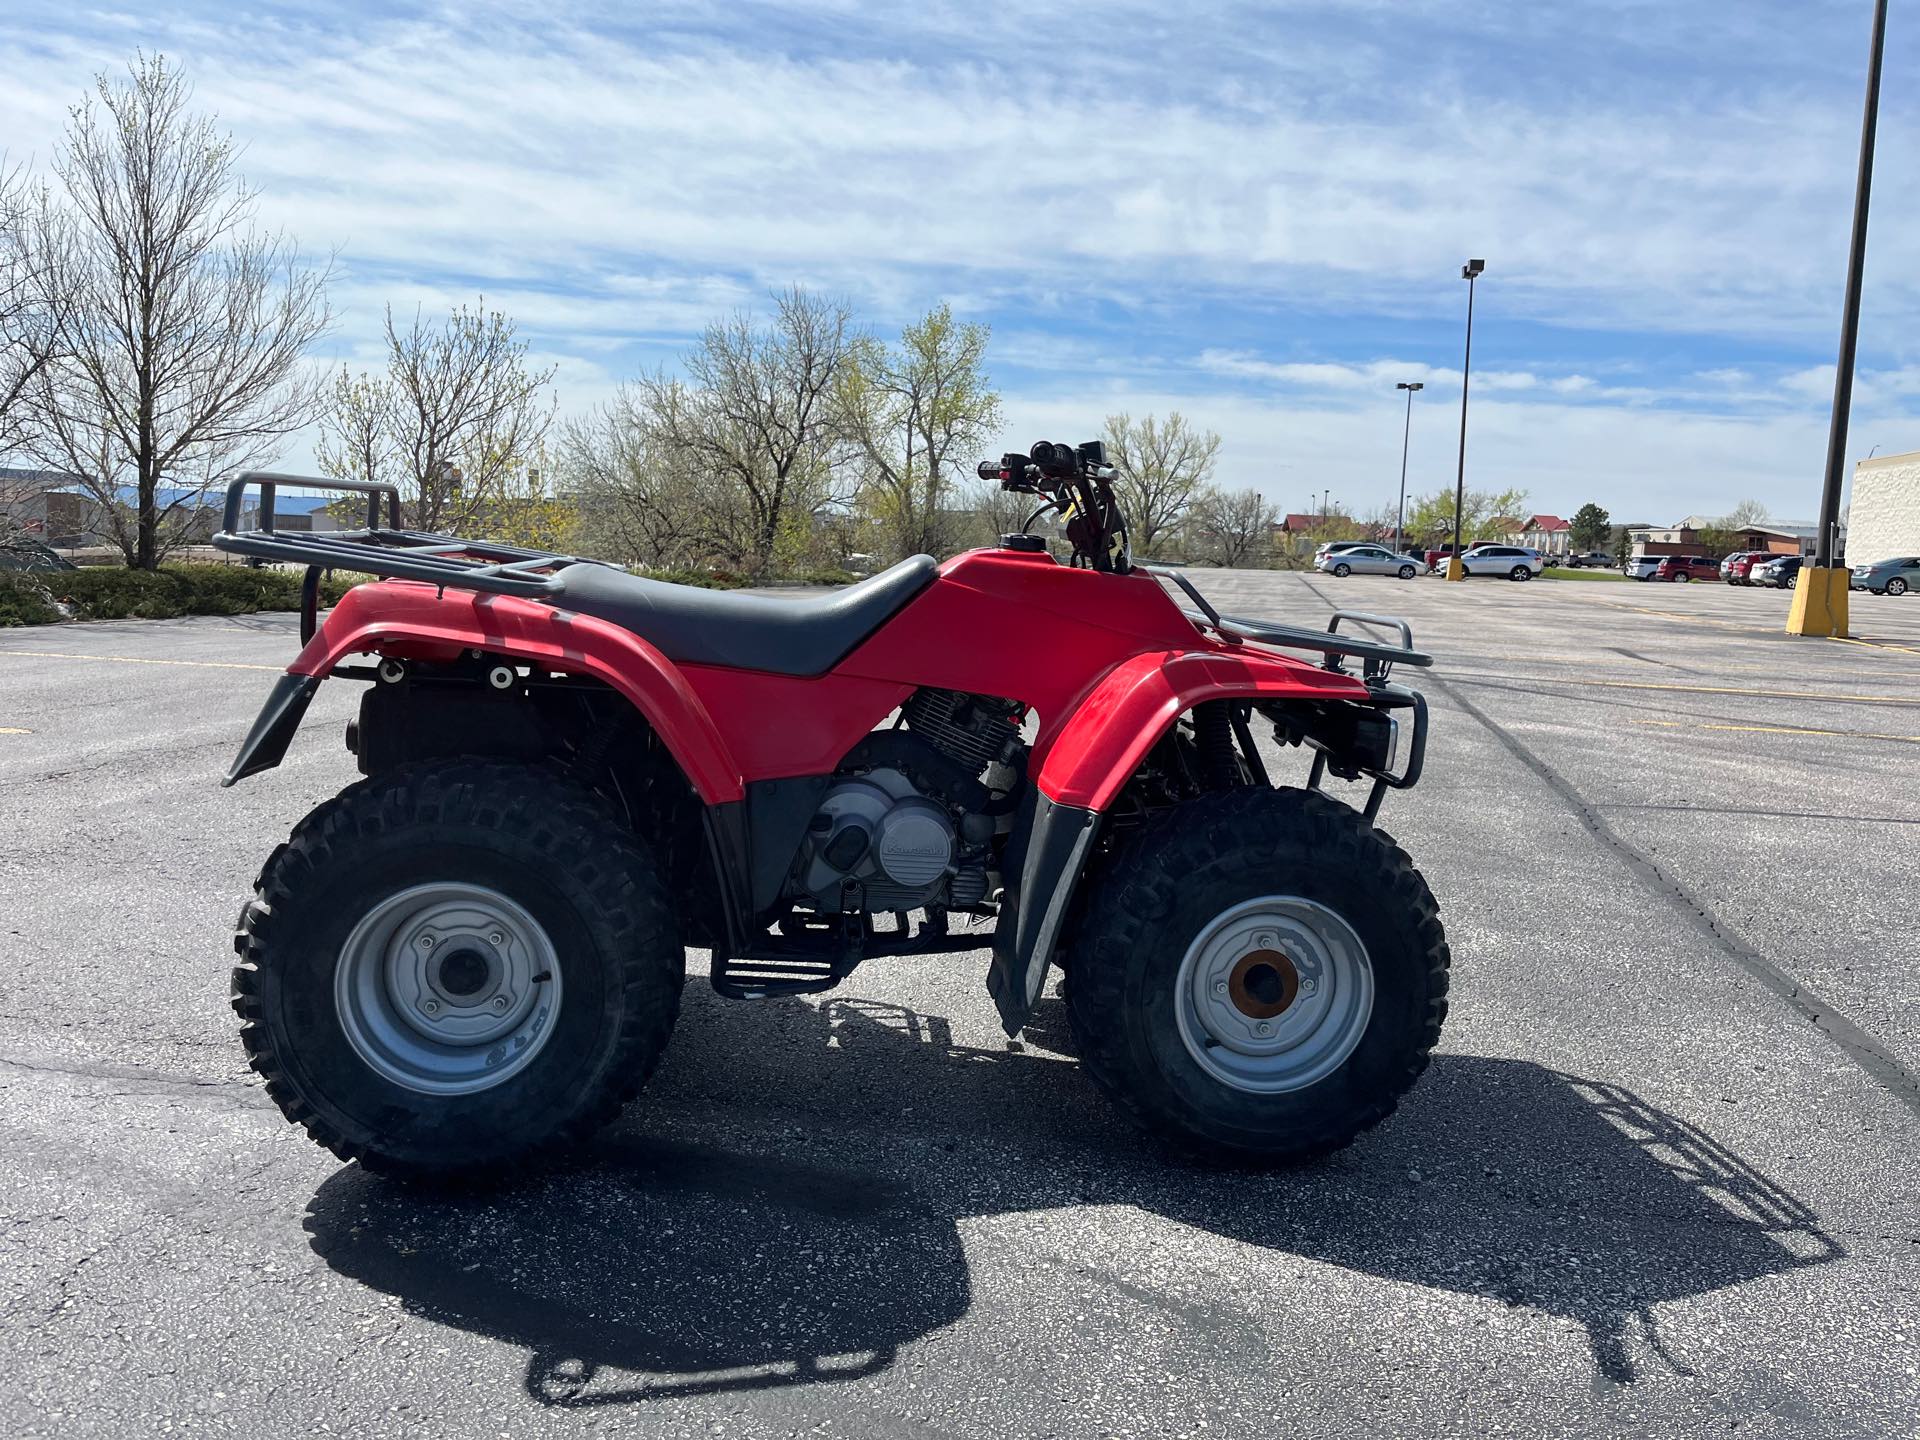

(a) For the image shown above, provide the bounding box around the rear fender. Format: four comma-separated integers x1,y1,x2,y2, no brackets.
225,582,742,803
986,648,1375,1034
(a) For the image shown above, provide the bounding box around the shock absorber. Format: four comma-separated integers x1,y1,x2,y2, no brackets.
1194,701,1240,788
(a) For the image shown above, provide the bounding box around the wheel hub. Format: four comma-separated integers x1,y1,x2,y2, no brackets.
1175,896,1374,1095
336,883,563,1095
1227,949,1299,1019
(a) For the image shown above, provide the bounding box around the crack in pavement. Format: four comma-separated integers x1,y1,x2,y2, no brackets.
1435,680,1920,1123
1290,572,1920,1123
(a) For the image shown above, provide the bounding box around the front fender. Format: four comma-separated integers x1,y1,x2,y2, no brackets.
1035,647,1370,811
985,646,1373,1034
228,582,743,803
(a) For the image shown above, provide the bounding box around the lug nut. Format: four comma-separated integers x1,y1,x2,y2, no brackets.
488,932,505,946
422,999,441,1016
1213,980,1228,996
491,995,510,1012
1256,1021,1272,1036
417,934,435,950
1300,979,1318,997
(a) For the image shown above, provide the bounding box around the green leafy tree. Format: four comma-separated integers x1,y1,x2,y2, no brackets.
1101,411,1221,559
1569,502,1611,550
1404,485,1530,546
839,303,1000,561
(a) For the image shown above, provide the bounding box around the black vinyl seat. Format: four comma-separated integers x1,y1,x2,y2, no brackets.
549,555,939,676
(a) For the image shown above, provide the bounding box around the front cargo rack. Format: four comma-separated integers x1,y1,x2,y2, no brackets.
1144,567,1432,680
212,472,615,640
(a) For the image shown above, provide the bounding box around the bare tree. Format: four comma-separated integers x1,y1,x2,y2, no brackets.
635,288,855,576
1101,411,1221,558
840,303,1000,561
319,302,555,535
1,157,64,468
1186,487,1279,568
23,56,330,568
557,383,729,567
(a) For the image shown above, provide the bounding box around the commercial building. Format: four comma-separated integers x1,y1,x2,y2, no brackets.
1847,450,1920,566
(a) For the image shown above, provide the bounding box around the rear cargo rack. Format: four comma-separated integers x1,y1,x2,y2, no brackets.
212,472,615,640
1144,568,1432,679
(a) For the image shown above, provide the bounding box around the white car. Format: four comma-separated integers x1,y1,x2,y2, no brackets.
1622,555,1662,581
1316,544,1423,579
1456,544,1545,581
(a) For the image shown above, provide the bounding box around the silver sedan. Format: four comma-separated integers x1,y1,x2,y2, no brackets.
1315,545,1423,579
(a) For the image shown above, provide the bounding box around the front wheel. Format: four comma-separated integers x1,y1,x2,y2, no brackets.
1064,789,1449,1162
232,760,685,1177
1398,564,1417,580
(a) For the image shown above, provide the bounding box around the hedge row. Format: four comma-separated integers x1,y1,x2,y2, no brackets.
0,563,371,625
0,560,863,624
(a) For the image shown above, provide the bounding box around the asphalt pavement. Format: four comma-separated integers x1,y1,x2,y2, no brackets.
3,571,1918,1438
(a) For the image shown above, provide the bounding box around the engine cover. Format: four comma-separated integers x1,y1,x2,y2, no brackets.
791,768,958,913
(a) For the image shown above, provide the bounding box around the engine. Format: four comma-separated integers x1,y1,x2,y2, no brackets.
786,690,1024,916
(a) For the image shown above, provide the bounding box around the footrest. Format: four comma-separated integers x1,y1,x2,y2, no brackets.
712,950,842,999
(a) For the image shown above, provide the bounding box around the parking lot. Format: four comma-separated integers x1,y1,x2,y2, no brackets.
3,572,1918,1438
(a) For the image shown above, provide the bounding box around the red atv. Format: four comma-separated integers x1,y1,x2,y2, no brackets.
215,441,1448,1177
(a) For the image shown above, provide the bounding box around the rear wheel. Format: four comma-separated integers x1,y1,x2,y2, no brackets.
1064,789,1449,1162
1509,565,1531,582
1673,572,1691,583
232,759,685,1178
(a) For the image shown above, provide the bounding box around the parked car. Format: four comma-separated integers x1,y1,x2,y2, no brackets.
1622,555,1662,581
1421,541,1467,572
1650,555,1718,583
1752,554,1805,589
1851,555,1920,596
1314,539,1373,562
1564,550,1614,568
1720,551,1775,585
1315,544,1423,579
1456,544,1544,581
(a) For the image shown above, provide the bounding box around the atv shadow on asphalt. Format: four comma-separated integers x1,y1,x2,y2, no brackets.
304,983,1843,1407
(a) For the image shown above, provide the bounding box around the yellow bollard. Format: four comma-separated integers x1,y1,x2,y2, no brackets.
1785,566,1851,637
1444,556,1467,582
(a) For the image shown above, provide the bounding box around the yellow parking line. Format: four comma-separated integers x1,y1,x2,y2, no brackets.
1629,717,1920,744
0,649,279,673
0,726,30,735
1449,672,1920,706
1828,634,1920,658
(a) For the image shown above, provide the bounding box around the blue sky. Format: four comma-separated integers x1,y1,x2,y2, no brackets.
3,0,1916,522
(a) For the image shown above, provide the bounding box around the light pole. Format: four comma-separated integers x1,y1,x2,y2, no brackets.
1790,0,1886,636
1394,381,1423,554
1445,259,1485,581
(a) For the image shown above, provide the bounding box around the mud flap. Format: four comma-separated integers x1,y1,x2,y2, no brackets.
223,674,321,786
986,794,1101,1035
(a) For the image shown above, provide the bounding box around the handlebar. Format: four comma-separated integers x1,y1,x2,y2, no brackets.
976,438,1128,573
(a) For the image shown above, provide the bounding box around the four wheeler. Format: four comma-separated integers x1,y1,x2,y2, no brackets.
213,441,1449,1178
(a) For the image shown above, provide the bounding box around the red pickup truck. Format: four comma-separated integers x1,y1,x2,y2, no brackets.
1651,555,1719,583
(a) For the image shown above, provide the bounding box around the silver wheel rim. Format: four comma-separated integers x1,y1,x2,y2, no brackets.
1174,896,1374,1094
335,882,564,1096
1890,580,1906,595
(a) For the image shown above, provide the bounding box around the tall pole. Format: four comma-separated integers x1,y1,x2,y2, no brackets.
1816,0,1887,571
1395,381,1422,554
1449,263,1483,578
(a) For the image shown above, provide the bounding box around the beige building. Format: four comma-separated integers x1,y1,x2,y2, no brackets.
1849,450,1920,566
